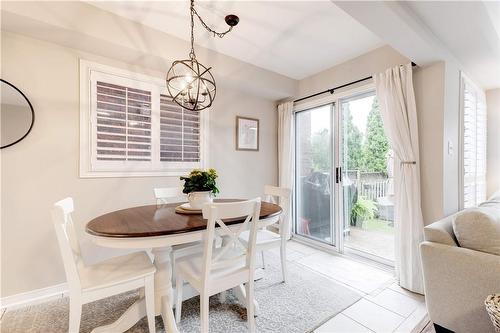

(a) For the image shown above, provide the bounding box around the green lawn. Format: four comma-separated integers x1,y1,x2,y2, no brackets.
357,218,393,233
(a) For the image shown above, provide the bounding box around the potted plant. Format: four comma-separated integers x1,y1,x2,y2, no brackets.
350,197,377,228
180,168,219,209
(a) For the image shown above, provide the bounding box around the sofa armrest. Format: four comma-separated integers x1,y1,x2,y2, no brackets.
424,218,458,246
420,241,500,333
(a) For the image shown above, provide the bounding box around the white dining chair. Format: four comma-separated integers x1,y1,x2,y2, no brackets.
175,198,261,332
239,185,291,282
52,197,156,333
153,187,203,282
154,187,185,206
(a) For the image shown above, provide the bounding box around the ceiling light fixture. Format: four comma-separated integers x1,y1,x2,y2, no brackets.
166,0,239,111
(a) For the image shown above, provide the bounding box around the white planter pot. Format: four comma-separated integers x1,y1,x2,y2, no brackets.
187,191,213,210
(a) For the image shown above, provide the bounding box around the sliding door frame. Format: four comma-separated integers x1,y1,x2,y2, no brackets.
292,83,383,259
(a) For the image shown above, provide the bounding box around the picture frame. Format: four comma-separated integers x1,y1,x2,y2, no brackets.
236,116,259,151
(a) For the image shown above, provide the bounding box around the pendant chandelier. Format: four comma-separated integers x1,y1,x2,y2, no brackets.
166,0,239,111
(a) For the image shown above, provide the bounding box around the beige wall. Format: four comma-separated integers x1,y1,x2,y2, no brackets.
297,45,409,98
487,89,500,196
413,62,446,224
0,31,291,297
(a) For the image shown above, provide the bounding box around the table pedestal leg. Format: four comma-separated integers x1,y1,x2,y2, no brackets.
152,246,178,333
90,298,146,333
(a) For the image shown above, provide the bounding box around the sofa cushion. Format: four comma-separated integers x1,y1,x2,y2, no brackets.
452,207,500,256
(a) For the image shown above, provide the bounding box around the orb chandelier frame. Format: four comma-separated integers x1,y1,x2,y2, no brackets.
166,0,239,111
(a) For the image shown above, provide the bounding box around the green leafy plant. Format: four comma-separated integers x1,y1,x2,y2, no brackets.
351,197,378,226
180,168,219,196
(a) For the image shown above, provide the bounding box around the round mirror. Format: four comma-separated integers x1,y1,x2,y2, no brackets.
1,79,34,149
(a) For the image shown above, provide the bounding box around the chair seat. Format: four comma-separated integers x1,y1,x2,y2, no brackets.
176,247,248,291
79,251,155,291
239,229,281,247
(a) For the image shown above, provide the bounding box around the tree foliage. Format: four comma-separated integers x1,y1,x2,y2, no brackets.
362,98,389,173
308,97,390,174
311,128,330,172
343,104,364,171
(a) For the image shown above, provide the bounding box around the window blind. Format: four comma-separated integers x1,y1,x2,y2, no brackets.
160,94,200,162
462,76,487,208
95,81,152,161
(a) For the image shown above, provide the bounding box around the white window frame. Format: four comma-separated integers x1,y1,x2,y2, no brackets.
459,72,487,208
80,60,209,178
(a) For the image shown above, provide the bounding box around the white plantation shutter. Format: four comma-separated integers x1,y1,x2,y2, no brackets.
160,95,201,162
82,62,205,177
462,74,487,208
95,81,152,162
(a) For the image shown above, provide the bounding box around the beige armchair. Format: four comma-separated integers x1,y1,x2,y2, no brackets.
420,215,500,333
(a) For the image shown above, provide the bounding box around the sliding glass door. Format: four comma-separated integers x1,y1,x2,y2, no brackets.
293,90,395,265
340,93,394,263
294,104,334,245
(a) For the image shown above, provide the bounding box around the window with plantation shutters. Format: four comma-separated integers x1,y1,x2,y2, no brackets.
461,73,487,208
80,61,206,177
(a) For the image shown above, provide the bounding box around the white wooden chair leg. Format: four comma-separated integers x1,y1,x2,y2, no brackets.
175,275,184,324
260,251,265,269
280,243,287,283
145,276,156,333
170,251,176,287
68,298,82,333
245,282,256,333
200,293,209,333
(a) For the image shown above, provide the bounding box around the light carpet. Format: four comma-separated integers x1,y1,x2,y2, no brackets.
1,252,361,333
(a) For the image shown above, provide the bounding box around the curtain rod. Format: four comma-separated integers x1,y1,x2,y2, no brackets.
294,62,417,103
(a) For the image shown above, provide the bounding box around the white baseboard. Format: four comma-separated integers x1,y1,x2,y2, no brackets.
1,282,199,311
1,283,68,311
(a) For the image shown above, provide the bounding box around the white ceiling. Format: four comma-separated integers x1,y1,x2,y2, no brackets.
89,1,384,80
406,1,500,89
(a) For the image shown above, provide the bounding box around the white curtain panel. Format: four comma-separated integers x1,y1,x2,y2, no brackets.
278,101,294,239
374,64,425,294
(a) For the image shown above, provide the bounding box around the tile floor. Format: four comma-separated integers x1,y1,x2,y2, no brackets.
280,239,429,333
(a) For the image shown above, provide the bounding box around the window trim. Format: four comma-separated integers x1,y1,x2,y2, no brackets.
79,60,209,178
459,72,487,209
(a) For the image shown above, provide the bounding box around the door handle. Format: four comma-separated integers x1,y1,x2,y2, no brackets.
335,167,342,184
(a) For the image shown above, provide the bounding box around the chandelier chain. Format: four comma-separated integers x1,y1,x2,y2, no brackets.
189,0,233,59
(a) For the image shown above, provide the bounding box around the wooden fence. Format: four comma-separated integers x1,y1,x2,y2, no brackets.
346,170,389,201
358,180,388,201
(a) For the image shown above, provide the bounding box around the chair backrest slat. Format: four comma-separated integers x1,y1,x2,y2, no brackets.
201,199,261,283
154,187,185,205
264,185,291,235
51,197,81,291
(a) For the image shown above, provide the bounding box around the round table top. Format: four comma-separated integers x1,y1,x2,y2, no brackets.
86,199,282,238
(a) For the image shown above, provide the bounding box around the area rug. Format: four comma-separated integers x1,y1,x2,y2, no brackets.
1,252,361,333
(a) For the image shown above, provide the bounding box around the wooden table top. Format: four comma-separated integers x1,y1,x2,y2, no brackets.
86,199,282,238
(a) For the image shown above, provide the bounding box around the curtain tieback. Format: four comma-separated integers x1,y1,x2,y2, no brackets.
400,161,416,165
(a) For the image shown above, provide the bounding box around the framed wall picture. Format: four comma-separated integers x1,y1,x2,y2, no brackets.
236,116,259,151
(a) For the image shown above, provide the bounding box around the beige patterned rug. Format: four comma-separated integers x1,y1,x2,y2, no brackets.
1,252,361,333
